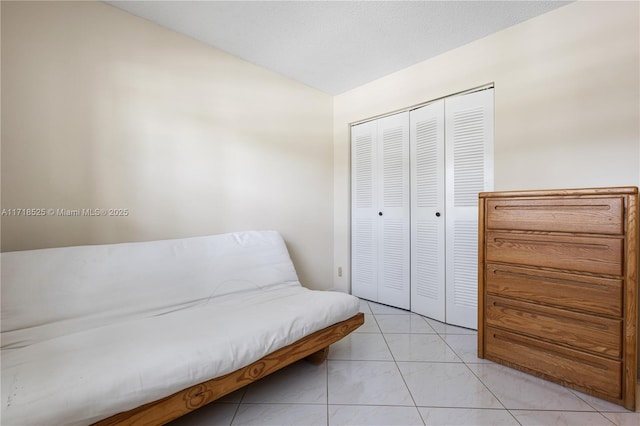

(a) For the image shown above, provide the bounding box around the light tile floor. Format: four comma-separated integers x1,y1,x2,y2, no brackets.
170,299,640,426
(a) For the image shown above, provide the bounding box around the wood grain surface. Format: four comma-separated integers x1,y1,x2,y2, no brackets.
478,187,637,410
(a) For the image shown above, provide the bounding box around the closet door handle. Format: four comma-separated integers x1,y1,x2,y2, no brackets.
378,212,383,216
435,212,441,217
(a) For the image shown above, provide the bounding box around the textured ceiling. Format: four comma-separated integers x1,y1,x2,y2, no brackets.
105,1,571,95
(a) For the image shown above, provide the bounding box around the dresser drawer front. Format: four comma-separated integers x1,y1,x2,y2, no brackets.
485,263,623,316
485,327,622,399
485,231,623,276
486,295,622,358
486,197,624,235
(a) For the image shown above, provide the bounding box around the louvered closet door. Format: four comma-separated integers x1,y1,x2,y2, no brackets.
410,101,445,320
351,120,379,302
445,89,494,329
377,112,411,309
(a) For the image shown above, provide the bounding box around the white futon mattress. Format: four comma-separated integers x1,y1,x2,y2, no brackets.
1,283,359,425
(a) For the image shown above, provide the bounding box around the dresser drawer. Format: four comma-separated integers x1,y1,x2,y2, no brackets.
485,231,623,276
485,263,623,316
486,295,622,358
485,327,622,399
486,197,624,235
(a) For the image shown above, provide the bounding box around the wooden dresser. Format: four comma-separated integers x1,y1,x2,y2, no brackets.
478,187,638,410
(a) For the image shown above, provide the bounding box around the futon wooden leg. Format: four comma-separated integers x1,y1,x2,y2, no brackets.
305,346,329,364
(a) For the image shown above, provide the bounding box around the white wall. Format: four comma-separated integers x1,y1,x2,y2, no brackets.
3,1,639,294
333,1,640,292
1,1,334,289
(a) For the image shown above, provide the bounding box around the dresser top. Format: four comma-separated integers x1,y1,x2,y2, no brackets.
480,186,638,199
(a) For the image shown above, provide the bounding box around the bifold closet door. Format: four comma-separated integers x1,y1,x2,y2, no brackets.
409,89,494,329
351,113,410,309
351,120,378,302
445,89,494,329
410,100,446,321
352,88,492,322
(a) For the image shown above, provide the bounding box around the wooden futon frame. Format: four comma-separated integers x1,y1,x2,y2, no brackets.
95,313,364,425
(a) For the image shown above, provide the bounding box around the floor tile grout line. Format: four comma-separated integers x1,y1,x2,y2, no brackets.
462,357,517,414
325,352,330,426
508,408,620,426
568,389,609,414
372,300,526,425
372,305,428,426
463,362,611,415
369,307,384,334
437,329,467,365
228,386,247,425
235,401,328,406
388,303,514,417
599,410,629,426
213,298,639,425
